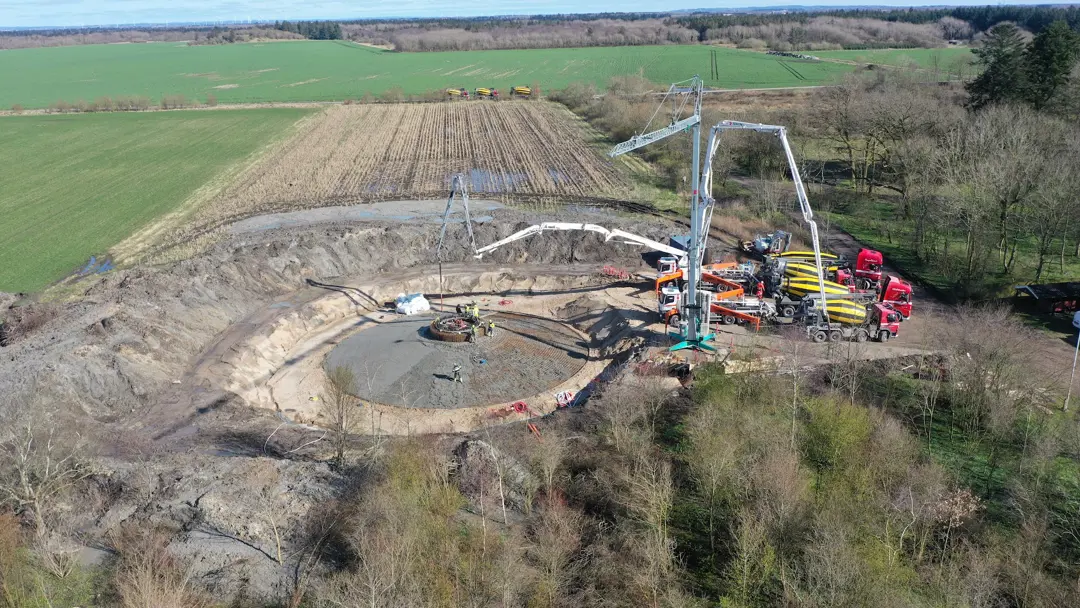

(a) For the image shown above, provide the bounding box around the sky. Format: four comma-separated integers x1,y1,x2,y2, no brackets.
0,0,1065,29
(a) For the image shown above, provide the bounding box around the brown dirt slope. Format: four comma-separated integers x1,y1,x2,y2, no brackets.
0,209,670,432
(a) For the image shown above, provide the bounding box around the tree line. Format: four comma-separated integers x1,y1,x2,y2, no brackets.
674,5,1080,40
349,6,1080,53
5,6,1080,52
273,20,343,40
692,16,961,52
365,18,696,52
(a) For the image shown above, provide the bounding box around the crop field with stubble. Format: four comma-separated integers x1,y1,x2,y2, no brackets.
0,108,312,292
188,101,627,224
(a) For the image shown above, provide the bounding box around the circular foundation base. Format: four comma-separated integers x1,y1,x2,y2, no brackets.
324,312,590,409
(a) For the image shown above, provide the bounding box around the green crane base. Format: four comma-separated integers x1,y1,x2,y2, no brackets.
668,331,716,352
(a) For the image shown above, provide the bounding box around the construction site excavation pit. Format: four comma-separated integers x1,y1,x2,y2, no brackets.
324,311,590,410
201,263,663,436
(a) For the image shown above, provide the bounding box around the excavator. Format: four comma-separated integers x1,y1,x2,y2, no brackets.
742,230,790,256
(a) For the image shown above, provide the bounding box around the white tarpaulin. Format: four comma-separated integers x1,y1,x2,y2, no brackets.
395,293,431,315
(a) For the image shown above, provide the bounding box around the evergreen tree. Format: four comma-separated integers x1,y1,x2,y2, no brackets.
1024,20,1080,110
966,22,1029,109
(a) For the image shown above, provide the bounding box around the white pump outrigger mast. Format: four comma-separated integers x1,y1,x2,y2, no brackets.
697,121,832,325
609,76,711,351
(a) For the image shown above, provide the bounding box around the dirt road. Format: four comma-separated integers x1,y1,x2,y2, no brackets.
822,226,1080,398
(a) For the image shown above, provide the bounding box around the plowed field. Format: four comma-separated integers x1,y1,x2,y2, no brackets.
218,101,626,210
111,101,629,263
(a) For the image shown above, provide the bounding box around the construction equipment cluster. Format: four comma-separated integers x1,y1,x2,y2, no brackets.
445,85,535,100
440,73,917,349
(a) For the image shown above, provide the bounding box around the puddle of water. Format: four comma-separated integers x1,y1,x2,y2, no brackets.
77,255,114,276
564,205,608,216
230,202,501,235
468,168,527,192
548,168,570,185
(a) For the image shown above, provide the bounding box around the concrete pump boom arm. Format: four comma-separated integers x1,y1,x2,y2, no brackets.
608,116,700,157
608,79,704,159
473,222,687,260
701,120,831,323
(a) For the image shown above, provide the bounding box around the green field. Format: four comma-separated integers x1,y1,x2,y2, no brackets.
0,41,863,109
813,47,974,69
0,108,311,292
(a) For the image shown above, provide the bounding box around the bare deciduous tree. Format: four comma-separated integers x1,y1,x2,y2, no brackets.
938,105,1061,276
530,430,568,498
111,526,210,608
322,366,361,466
619,453,675,606
528,500,583,607
0,404,93,537
600,383,650,454
685,403,742,556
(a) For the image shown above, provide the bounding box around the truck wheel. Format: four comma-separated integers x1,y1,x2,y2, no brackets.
828,330,842,342
782,305,796,318
723,315,736,325
855,329,868,342
877,330,890,343
666,314,681,329
812,330,827,343
857,279,872,291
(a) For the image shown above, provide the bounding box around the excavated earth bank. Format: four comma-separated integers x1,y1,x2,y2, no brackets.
0,207,672,442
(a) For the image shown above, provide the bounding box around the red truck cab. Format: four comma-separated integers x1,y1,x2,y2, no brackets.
872,303,902,341
855,248,884,289
880,275,913,319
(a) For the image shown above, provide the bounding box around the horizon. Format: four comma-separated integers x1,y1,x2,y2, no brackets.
0,1,1069,30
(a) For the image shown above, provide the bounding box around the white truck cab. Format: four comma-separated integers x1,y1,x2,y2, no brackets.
658,284,680,318
657,256,688,276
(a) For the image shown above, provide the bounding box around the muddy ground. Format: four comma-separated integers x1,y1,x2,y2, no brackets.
0,205,681,596
325,312,589,409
